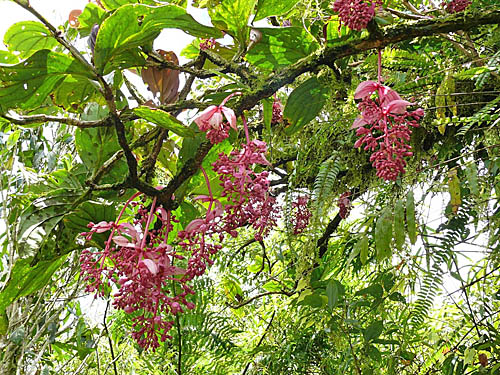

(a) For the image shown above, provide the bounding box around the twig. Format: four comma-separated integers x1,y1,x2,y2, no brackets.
103,301,119,375
241,311,276,375
229,291,296,309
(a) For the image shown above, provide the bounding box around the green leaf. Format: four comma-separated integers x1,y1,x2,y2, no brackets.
394,199,405,251
406,191,417,244
359,235,368,265
375,207,393,262
0,255,68,321
465,163,479,196
262,97,273,134
100,0,157,10
4,21,58,59
254,0,299,20
300,294,324,308
356,284,383,299
348,235,368,266
246,27,319,71
0,51,19,65
16,192,82,258
77,3,108,36
53,75,102,112
326,279,344,309
9,326,26,345
283,77,329,136
363,320,384,342
133,106,195,138
209,0,257,47
0,50,95,112
262,281,282,292
94,4,222,74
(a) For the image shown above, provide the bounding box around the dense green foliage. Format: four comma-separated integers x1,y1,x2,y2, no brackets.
1,0,500,374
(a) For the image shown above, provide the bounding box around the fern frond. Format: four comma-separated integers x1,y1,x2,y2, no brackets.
312,156,341,216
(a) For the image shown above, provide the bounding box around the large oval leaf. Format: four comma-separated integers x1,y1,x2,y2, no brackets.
254,0,300,20
4,21,57,59
94,4,223,74
246,27,319,71
283,77,329,136
394,199,405,251
0,50,95,112
406,191,417,245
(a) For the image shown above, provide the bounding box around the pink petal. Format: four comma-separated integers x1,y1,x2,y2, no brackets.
354,80,379,99
141,259,158,275
112,236,135,247
194,105,218,129
386,100,412,114
221,106,237,130
208,111,223,129
93,221,113,233
185,218,204,233
380,87,402,106
351,116,368,129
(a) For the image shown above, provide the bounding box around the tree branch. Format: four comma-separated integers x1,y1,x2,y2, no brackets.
229,290,296,309
1,113,112,128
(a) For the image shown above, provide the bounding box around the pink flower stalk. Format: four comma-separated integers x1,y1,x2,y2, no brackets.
442,0,471,13
352,80,423,181
332,0,381,31
290,196,312,235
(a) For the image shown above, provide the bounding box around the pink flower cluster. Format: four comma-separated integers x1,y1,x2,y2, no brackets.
80,196,195,351
332,0,380,31
194,104,237,144
290,196,312,234
199,37,216,50
337,192,352,219
272,97,284,125
352,81,423,181
212,140,280,240
442,0,471,13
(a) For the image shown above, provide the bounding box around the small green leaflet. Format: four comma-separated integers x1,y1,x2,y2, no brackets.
375,207,393,262
347,235,368,267
394,199,405,251
254,0,299,21
326,279,344,309
465,163,479,196
133,106,195,138
3,21,57,59
94,4,222,74
406,191,417,245
363,320,384,342
283,77,330,136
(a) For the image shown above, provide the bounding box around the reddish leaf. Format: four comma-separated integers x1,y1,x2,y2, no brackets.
68,9,83,28
141,50,180,105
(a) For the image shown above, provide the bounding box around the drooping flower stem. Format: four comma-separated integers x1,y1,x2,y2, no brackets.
242,114,251,144
105,191,142,248
377,49,382,84
140,196,158,250
200,166,214,212
221,91,242,106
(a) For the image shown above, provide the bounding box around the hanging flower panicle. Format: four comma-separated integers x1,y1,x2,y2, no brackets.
337,192,352,218
80,195,195,351
271,97,284,125
290,195,312,234
352,80,424,181
442,0,471,13
332,0,381,31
